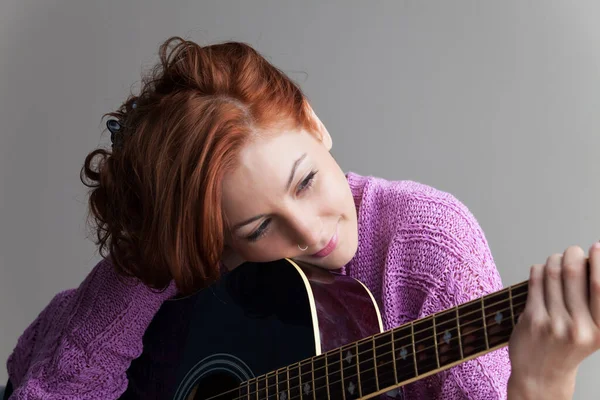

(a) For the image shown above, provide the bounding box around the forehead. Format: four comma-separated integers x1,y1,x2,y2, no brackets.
221,130,314,220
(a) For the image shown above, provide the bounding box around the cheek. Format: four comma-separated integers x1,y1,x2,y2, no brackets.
233,238,289,262
319,173,351,213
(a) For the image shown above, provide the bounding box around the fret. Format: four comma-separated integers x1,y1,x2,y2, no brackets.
324,354,330,399
372,336,379,391
392,323,417,384
326,350,344,399
481,297,490,349
285,366,290,399
483,288,513,348
297,362,303,400
509,286,515,328
432,315,440,369
257,375,267,399
434,308,462,367
355,342,363,397
310,358,316,400
339,348,346,400
413,316,437,375
299,359,315,400
511,283,528,326
266,372,277,400
374,331,396,390
455,306,464,359
265,374,269,400
340,342,360,399
357,337,377,395
246,378,257,400
252,378,259,400
410,323,417,377
276,368,288,400
313,355,327,399
458,299,487,358
239,380,250,400
286,366,290,399
288,363,300,400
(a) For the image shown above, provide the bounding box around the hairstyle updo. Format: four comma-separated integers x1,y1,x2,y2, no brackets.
81,36,319,295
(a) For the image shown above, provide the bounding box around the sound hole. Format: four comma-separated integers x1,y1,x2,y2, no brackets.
186,371,240,400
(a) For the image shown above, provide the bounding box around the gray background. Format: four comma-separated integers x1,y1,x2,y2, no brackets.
1,0,598,398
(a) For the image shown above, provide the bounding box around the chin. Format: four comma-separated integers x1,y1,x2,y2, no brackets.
328,247,358,270
320,261,347,271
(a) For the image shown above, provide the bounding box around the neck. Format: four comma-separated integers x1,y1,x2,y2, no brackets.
243,279,529,399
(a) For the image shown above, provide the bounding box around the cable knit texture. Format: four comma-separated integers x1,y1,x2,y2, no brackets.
344,172,510,399
6,264,177,399
6,172,510,399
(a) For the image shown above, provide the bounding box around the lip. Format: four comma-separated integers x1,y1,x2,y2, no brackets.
311,225,339,258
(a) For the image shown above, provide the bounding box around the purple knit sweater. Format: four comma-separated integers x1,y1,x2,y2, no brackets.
6,172,511,399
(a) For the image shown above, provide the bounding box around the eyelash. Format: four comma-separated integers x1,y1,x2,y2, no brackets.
298,170,318,193
246,219,270,242
245,170,318,242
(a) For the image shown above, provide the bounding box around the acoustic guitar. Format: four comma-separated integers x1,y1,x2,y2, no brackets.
122,258,527,400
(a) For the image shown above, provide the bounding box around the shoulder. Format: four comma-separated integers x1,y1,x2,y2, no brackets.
79,257,178,303
349,171,481,245
349,172,496,281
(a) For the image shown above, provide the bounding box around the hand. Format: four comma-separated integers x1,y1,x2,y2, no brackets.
507,242,600,399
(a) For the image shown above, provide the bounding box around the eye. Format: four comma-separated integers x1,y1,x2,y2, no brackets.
246,219,271,242
297,170,318,193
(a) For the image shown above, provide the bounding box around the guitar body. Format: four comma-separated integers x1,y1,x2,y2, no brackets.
121,259,384,400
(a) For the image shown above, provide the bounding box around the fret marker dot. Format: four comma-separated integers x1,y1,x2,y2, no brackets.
399,347,407,360
345,350,353,364
443,330,452,345
279,391,287,400
348,381,356,395
495,312,503,325
303,383,310,395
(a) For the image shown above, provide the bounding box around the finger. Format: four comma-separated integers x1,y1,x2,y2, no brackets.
589,242,600,325
525,263,549,320
562,245,589,321
544,253,568,320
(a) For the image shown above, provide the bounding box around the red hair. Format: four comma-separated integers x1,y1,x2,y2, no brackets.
81,36,319,295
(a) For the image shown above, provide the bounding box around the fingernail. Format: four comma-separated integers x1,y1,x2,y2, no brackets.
593,241,600,249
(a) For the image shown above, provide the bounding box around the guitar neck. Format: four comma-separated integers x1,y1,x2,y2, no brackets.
243,279,529,399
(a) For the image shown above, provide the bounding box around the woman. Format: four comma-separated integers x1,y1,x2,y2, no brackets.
5,36,600,399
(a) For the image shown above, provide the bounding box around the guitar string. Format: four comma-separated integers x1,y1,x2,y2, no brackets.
203,294,526,400
326,289,525,376
242,290,527,398
299,323,515,400
203,282,528,400
299,285,526,375
203,257,589,399
232,321,515,400
204,292,526,400
240,318,517,400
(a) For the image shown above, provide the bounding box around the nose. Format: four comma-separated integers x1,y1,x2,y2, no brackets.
289,213,322,249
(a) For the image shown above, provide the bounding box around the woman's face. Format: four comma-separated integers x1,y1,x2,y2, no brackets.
221,122,358,271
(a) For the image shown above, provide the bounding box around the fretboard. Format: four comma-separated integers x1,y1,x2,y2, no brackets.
240,280,528,400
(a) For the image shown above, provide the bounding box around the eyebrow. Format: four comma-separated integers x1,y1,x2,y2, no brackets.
232,153,307,232
286,153,307,191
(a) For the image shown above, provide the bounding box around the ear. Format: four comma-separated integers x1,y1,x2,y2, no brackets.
305,102,332,151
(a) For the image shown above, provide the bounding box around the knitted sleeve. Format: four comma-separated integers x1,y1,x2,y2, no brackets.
6,259,177,399
399,195,512,400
